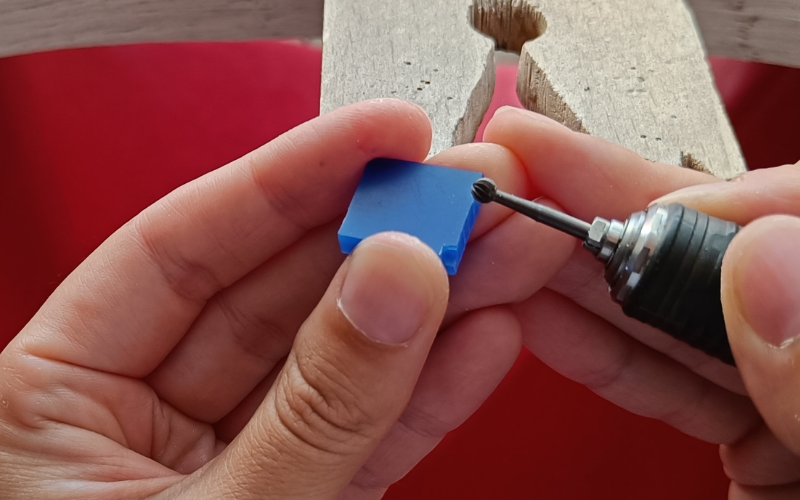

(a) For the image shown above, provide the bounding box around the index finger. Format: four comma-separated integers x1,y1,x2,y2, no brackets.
16,99,432,377
483,107,719,221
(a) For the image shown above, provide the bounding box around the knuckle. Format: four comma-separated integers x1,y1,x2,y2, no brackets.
349,463,391,492
579,341,634,393
132,210,223,305
214,293,294,361
273,355,376,456
243,152,315,232
719,444,741,481
397,405,450,440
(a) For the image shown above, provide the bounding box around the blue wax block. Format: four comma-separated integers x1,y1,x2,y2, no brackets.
338,158,483,275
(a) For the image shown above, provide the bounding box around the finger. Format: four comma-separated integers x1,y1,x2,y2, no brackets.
721,423,800,487
343,306,522,498
653,163,800,224
515,289,759,444
213,307,522,452
19,99,432,377
730,482,800,500
147,221,343,423
447,210,575,322
546,250,747,395
721,215,800,456
426,142,531,238
430,141,577,325
149,142,529,423
214,358,286,443
482,106,718,222
180,233,450,499
482,106,743,386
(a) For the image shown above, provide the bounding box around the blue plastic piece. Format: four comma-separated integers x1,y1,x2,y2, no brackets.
338,158,483,275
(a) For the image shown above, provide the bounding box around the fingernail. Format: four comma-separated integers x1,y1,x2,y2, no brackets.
338,233,439,345
493,105,521,116
737,220,800,347
494,106,562,127
651,183,722,206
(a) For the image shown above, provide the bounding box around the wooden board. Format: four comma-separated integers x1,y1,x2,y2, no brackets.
1,0,795,177
1,0,797,70
322,0,746,178
689,0,800,69
0,0,322,58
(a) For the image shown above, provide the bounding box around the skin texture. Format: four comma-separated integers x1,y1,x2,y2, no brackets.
0,99,798,499
480,109,800,499
0,100,523,499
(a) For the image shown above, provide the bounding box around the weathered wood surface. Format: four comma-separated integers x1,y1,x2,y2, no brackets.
322,0,746,178
2,0,795,177
321,0,495,157
510,0,746,177
0,0,322,58
688,0,800,69
1,0,797,68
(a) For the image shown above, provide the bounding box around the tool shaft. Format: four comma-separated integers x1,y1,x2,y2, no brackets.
492,191,592,240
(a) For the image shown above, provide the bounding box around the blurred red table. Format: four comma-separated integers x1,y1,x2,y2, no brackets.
1,41,798,499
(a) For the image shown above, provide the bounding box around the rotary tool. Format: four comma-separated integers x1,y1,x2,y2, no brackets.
472,178,740,365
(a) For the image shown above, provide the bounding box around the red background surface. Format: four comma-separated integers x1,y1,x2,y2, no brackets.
1,41,798,499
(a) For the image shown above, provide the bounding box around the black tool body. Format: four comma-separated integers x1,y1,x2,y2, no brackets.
607,205,739,365
472,178,741,365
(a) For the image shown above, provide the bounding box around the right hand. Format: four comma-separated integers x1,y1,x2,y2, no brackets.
657,170,800,500
466,106,800,499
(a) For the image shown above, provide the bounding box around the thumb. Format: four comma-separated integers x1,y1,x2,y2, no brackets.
185,232,449,499
722,215,800,456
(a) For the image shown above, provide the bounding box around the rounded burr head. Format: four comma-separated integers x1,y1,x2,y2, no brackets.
472,178,497,204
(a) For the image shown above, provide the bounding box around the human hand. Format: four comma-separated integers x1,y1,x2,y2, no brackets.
470,106,800,499
0,99,529,500
657,166,800,499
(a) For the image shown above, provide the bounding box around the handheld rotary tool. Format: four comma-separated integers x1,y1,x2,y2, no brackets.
472,178,740,365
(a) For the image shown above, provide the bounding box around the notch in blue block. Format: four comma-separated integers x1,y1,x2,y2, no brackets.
338,158,483,275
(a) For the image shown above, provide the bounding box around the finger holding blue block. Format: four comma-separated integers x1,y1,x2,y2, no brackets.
338,158,483,275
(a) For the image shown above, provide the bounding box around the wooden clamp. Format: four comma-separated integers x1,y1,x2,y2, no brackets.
321,0,756,178
2,0,798,179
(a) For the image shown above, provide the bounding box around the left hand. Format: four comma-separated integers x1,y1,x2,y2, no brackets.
0,99,536,499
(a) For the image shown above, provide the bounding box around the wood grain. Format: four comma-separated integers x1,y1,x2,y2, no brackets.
322,0,746,177
321,0,495,156
0,0,322,58
689,0,800,69
1,0,796,69
2,0,791,177
506,0,746,178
